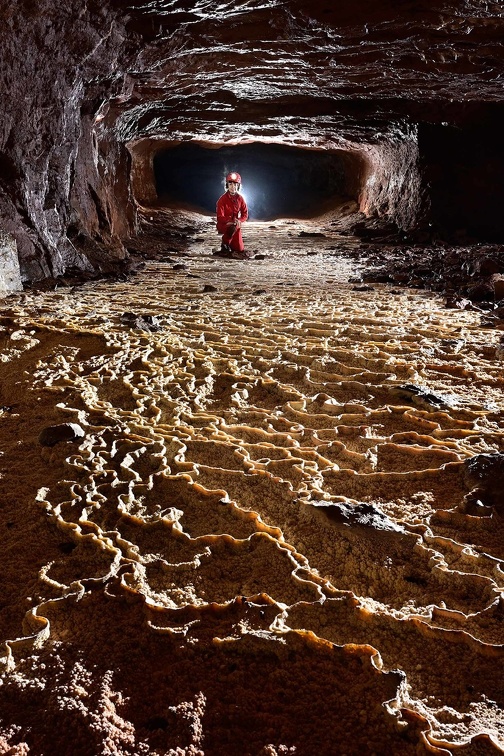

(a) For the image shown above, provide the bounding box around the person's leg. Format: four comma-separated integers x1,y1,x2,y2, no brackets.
217,218,232,251
220,233,231,250
221,222,236,251
228,226,244,252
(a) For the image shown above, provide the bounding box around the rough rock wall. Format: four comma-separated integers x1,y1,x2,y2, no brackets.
128,138,161,210
69,105,137,270
358,125,425,232
0,0,133,281
127,128,423,229
0,231,22,294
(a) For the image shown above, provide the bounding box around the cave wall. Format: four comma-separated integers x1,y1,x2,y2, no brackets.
129,127,425,227
0,0,134,281
359,125,425,232
128,138,161,210
69,104,138,269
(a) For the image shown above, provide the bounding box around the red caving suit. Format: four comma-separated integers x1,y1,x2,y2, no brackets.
216,191,249,252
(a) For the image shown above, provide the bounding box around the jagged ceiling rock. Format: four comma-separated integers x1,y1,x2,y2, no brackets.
0,0,503,281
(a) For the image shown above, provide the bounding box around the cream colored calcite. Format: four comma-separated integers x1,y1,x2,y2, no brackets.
0,223,503,754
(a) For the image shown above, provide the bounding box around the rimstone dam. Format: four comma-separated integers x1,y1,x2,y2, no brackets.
0,2,504,754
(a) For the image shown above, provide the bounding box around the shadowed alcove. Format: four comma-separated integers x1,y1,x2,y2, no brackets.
418,104,504,242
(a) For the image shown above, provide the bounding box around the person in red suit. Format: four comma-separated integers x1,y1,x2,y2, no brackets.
215,172,250,258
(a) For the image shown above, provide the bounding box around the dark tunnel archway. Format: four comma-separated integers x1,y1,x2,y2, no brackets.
152,142,364,220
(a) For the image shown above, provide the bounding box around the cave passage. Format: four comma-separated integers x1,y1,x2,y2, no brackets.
153,142,363,220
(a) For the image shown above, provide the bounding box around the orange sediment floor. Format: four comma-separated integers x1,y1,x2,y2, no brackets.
0,223,503,755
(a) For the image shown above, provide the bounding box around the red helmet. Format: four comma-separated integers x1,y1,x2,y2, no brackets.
226,172,241,184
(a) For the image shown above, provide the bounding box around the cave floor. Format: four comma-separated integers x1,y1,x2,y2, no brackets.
0,221,503,755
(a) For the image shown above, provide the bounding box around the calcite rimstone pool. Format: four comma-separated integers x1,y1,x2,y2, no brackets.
0,228,503,754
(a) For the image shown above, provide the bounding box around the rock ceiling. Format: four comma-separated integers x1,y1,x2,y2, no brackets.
115,0,504,145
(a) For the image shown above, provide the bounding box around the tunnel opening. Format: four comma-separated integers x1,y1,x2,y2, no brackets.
151,142,364,221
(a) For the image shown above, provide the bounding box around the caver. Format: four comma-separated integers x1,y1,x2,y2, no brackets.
215,172,251,259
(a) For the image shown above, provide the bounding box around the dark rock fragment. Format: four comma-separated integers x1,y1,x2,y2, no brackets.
475,258,502,276
463,453,504,511
491,274,504,301
491,305,504,320
142,315,161,329
202,284,218,292
459,493,493,517
465,279,494,301
391,272,410,283
310,500,404,533
120,312,161,331
445,295,473,310
362,271,393,283
388,384,450,411
120,311,137,322
39,423,85,447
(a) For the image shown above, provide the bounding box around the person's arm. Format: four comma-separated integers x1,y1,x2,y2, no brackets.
216,197,226,224
240,196,249,223
216,196,232,233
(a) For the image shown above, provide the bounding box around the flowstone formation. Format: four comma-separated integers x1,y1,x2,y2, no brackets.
0,223,503,754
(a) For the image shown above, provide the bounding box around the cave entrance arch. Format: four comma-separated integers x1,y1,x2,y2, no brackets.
152,142,364,220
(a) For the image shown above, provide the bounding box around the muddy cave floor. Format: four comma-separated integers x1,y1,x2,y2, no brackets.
0,216,503,755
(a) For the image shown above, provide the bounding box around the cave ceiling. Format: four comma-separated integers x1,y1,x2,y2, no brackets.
111,0,504,147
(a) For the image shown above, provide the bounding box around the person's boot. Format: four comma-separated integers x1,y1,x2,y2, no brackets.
213,243,232,257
